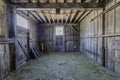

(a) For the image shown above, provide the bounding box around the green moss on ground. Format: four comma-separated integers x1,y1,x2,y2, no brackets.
4,52,120,80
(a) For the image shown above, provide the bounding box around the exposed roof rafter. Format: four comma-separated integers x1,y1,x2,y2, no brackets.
34,11,45,23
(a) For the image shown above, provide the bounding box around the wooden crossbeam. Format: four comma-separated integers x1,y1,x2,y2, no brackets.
71,25,79,32
8,2,105,9
0,38,15,44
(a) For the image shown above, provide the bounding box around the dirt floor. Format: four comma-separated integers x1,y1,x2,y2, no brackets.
4,52,120,80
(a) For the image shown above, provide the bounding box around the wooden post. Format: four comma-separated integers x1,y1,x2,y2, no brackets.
102,8,105,67
8,7,16,71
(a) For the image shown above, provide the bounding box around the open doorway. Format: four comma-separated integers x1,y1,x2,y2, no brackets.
55,26,64,52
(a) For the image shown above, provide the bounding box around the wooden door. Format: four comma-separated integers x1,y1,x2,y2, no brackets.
16,28,29,68
15,14,29,68
55,36,64,52
55,26,64,52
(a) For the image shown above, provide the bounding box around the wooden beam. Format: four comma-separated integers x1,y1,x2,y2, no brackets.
70,10,77,23
29,0,32,3
112,57,120,63
8,7,16,71
43,11,51,23
49,11,54,23
75,10,86,23
99,0,108,3
91,1,120,21
67,10,73,23
91,0,97,3
34,11,44,23
73,0,76,3
46,0,49,3
57,15,59,23
73,11,82,23
40,23,77,26
9,2,105,9
81,0,85,3
0,38,15,44
38,12,48,23
71,25,79,32
37,0,40,3
62,14,64,23
78,11,92,23
72,10,81,22
29,11,42,23
64,0,67,3
65,10,70,23
72,10,81,23
41,10,48,23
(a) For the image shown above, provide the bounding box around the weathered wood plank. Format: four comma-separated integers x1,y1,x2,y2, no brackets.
9,2,105,9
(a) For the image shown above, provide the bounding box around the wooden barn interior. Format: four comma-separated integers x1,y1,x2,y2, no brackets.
0,0,120,80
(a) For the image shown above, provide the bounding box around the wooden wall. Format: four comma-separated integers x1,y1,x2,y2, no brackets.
105,0,120,75
0,1,39,78
80,10,103,64
37,24,80,52
0,0,10,79
65,25,80,52
79,0,120,75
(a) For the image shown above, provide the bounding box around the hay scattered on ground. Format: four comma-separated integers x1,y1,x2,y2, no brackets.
4,52,120,80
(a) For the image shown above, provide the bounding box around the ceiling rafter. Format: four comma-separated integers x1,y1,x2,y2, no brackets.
78,11,91,22
68,10,73,23
37,11,48,23
41,10,49,23
48,10,54,23
34,11,45,23
78,10,92,23
29,11,42,23
70,10,77,23
8,0,109,24
72,10,81,23
65,10,69,23
65,10,71,23
56,15,59,23
73,12,82,23
61,10,65,23
75,10,87,23
44,10,51,23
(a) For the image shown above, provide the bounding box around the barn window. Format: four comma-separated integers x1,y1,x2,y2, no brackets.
55,26,64,35
16,14,28,29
